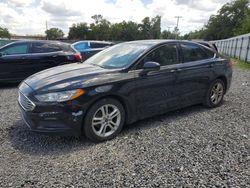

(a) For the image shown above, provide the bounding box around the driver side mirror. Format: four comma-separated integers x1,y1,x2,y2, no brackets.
0,52,3,57
140,61,160,76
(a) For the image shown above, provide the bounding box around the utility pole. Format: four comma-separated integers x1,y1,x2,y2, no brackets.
175,16,182,29
174,16,182,39
45,20,48,40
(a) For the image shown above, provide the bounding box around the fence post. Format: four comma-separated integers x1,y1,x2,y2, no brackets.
239,37,244,60
245,36,250,63
227,40,230,55
229,39,232,56
223,40,226,54
234,38,238,58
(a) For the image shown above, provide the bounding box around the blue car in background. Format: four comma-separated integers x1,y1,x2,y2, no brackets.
72,41,114,61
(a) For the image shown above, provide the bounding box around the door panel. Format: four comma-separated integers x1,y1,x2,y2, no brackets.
0,42,34,81
134,66,179,119
133,43,181,119
28,52,62,72
175,60,212,107
175,43,215,107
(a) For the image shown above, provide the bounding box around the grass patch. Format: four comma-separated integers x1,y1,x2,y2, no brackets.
232,58,250,70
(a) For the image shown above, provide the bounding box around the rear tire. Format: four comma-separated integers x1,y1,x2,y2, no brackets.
204,79,225,108
83,98,125,142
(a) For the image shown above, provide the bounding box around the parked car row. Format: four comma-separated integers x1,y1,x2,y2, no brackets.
17,40,232,142
0,40,114,82
0,40,82,82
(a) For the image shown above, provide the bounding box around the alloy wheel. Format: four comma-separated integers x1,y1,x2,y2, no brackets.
210,82,224,105
91,104,121,138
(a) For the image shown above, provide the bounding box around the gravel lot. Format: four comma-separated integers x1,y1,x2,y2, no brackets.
0,68,249,187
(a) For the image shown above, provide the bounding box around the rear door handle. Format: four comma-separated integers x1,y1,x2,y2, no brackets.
170,69,176,73
176,68,182,72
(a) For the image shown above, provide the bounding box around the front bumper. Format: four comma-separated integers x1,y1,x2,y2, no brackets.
18,101,85,137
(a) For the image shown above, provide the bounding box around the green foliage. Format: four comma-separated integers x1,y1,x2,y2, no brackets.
89,16,111,40
186,0,250,40
139,16,161,39
68,23,89,40
235,7,250,35
68,15,161,41
233,58,250,69
45,28,64,40
161,30,176,39
0,27,11,39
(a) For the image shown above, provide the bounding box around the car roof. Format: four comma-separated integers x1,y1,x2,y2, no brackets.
72,40,114,45
120,39,206,47
5,40,70,45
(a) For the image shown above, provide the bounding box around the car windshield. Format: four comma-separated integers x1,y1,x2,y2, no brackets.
85,43,150,69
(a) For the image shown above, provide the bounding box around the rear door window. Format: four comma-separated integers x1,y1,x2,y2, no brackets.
181,43,209,62
2,43,29,55
31,43,62,53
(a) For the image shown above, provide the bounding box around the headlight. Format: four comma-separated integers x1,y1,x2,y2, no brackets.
35,89,85,102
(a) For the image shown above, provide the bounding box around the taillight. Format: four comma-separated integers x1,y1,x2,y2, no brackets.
74,52,82,62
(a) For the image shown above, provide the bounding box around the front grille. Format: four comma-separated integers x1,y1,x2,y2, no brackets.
18,92,35,111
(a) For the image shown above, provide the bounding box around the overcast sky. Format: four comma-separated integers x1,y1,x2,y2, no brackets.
0,0,232,36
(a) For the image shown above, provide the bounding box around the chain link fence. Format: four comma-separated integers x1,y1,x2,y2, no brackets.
212,33,250,63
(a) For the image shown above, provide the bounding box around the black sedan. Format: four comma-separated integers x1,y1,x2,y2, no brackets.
18,40,232,142
0,40,82,82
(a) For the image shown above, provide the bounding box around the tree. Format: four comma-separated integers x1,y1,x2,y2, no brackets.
161,30,176,39
235,3,250,35
91,14,104,24
90,17,111,40
151,16,161,39
0,27,11,39
45,28,64,40
139,16,161,39
120,21,140,41
139,17,152,39
68,23,89,40
66,15,163,41
185,0,250,40
110,23,123,41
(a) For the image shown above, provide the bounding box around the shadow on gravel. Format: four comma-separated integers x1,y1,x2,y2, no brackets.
8,120,96,156
0,82,19,89
8,104,210,156
123,104,208,132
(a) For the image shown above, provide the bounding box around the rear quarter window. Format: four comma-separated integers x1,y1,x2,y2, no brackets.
90,42,111,48
202,47,216,58
60,43,76,53
73,42,89,51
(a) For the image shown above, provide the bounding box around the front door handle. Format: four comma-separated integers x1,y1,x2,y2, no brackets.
170,69,176,73
176,68,182,72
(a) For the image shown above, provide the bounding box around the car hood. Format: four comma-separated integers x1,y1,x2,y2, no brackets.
24,63,118,92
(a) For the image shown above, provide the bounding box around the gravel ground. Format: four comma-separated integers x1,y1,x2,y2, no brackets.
0,68,249,187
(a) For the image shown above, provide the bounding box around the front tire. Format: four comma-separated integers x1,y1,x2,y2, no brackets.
83,98,125,142
204,79,225,108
